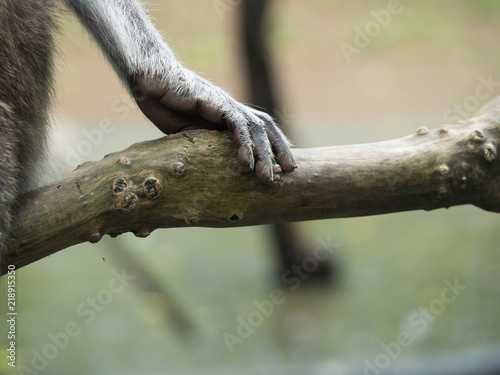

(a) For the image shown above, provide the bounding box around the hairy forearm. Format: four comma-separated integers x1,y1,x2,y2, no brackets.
64,0,180,81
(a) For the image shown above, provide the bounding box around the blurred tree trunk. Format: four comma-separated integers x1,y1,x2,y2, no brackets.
240,0,334,281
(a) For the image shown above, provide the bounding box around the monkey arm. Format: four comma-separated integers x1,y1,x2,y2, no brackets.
63,0,295,181
3,105,500,273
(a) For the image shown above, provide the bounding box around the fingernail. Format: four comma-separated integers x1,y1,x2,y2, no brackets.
249,155,255,171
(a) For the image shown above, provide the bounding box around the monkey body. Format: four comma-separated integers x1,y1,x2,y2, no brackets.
0,0,295,265
0,0,56,261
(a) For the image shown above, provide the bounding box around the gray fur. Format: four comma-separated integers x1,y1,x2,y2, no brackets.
0,0,56,265
0,0,294,266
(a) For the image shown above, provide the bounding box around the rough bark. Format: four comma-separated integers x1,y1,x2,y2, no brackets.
3,106,500,273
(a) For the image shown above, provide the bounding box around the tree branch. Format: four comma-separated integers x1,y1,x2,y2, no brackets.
4,106,500,273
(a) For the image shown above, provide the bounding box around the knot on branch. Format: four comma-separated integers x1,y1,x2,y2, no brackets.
471,129,486,143
89,232,104,243
113,178,127,194
140,177,162,199
116,192,138,211
433,116,500,202
466,127,498,164
484,144,497,163
171,161,186,177
416,126,429,135
438,164,450,176
134,228,151,238
185,217,199,226
112,174,164,211
439,126,450,136
119,156,131,166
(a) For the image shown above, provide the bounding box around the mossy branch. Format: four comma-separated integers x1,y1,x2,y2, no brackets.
3,105,500,273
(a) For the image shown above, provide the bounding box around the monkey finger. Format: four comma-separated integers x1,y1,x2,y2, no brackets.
266,126,296,173
224,115,255,171
251,110,296,173
247,117,275,181
255,159,274,181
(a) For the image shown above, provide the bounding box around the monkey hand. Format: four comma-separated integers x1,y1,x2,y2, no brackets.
131,72,296,181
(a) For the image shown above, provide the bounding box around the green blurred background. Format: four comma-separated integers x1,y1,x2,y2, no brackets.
2,1,500,374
